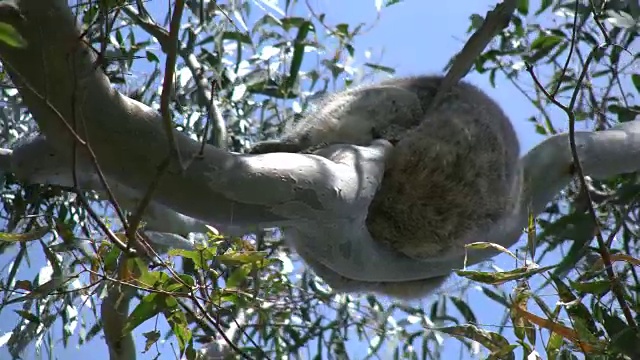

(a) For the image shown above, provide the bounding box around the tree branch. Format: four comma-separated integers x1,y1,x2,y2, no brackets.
0,0,345,230
3,0,640,284
101,258,137,360
4,135,211,235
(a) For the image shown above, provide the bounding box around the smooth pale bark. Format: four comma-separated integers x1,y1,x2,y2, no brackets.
1,0,640,286
2,0,640,359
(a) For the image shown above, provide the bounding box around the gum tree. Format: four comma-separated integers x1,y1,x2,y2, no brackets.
0,0,638,359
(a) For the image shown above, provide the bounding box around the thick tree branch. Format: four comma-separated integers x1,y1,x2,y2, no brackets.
101,259,137,360
0,0,349,230
4,135,211,235
2,0,640,284
2,1,640,358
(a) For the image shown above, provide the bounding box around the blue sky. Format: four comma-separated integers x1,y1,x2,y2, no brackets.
0,0,571,359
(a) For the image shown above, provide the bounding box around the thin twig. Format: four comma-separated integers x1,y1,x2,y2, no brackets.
184,297,260,360
122,5,228,149
125,155,171,245
67,41,129,229
432,0,517,109
551,0,580,97
128,0,186,246
564,48,636,330
526,44,638,331
158,0,185,167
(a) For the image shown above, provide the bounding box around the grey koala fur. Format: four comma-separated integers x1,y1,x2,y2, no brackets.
249,82,424,154
251,75,520,299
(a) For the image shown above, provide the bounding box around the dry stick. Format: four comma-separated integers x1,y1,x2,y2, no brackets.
126,0,185,245
179,52,227,152
9,51,168,271
94,5,121,71
41,19,129,232
199,81,215,154
66,38,129,229
551,0,581,98
122,5,227,151
588,0,611,45
124,154,172,247
564,52,637,332
42,17,128,242
526,47,637,331
182,297,258,360
158,0,184,167
430,0,517,110
110,7,249,353
198,80,226,154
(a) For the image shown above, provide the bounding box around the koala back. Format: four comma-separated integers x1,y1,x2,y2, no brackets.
366,76,520,260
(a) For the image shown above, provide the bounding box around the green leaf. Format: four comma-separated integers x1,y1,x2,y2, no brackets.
600,304,627,337
177,274,195,288
145,51,159,63
569,279,611,295
164,294,178,308
455,265,555,285
539,211,596,242
284,20,313,92
535,0,552,15
0,22,27,48
526,34,564,63
0,226,49,243
385,0,403,7
124,293,163,333
480,286,509,307
163,281,187,293
632,74,640,93
363,63,396,74
164,308,191,355
551,275,599,335
14,310,40,323
469,14,485,31
436,324,515,359
103,245,121,272
225,266,250,288
610,328,640,358
169,248,214,269
334,23,350,39
607,104,640,123
449,296,477,323
40,240,63,276
137,270,168,289
142,330,161,352
535,123,547,135
545,331,564,358
517,0,529,15
216,251,267,266
221,31,252,44
530,35,563,51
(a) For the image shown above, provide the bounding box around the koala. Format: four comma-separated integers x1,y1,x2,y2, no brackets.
251,75,520,298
